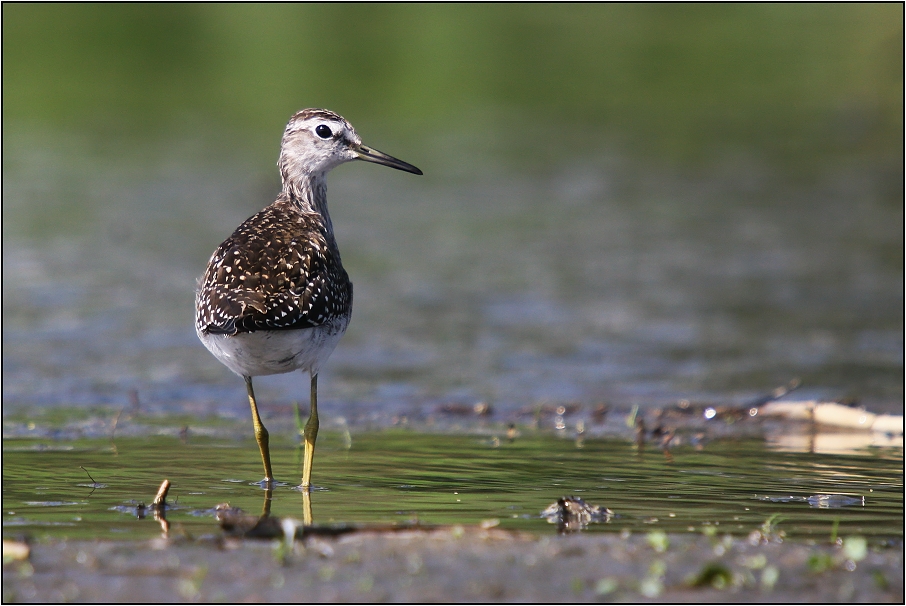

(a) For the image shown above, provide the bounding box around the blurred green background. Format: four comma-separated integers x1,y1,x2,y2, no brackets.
4,3,902,177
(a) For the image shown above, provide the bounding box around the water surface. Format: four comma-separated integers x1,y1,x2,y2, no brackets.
3,430,902,543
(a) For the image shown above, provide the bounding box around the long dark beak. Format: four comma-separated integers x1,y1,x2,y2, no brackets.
355,145,423,175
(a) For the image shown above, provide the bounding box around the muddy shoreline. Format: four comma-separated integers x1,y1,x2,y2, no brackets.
4,525,902,603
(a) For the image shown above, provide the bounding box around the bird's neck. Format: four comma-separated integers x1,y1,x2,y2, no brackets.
283,172,334,234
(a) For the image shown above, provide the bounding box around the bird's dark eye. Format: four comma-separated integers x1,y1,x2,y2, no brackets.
315,124,332,139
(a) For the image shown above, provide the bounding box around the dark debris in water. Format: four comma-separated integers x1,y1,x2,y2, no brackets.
221,509,418,540
213,504,512,543
436,401,493,417
541,496,613,534
108,479,174,534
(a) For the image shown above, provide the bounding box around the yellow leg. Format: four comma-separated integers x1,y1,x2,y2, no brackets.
301,373,319,490
245,376,274,484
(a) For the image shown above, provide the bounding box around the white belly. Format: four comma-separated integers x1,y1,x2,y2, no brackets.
197,319,348,378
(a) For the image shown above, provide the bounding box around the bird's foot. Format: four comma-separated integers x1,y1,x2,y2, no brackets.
292,483,327,493
252,478,285,490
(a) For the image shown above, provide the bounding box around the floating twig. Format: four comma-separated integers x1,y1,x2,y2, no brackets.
747,378,801,408
80,466,97,485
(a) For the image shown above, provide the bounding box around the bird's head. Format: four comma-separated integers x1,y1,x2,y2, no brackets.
278,108,422,183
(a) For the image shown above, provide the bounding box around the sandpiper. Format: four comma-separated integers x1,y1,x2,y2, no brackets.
196,108,422,490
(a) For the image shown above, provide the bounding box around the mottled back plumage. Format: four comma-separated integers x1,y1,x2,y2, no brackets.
195,194,352,337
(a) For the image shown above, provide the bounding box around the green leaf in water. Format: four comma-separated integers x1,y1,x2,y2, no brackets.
625,404,639,428
761,513,784,534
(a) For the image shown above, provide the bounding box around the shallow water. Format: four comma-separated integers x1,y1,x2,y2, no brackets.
3,430,902,543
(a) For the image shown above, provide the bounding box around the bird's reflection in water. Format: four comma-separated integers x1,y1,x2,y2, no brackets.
214,486,314,539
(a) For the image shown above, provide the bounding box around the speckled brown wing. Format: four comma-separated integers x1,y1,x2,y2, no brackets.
195,199,352,336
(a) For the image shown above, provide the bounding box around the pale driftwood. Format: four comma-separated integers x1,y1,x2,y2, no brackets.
759,401,903,434
152,479,171,507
